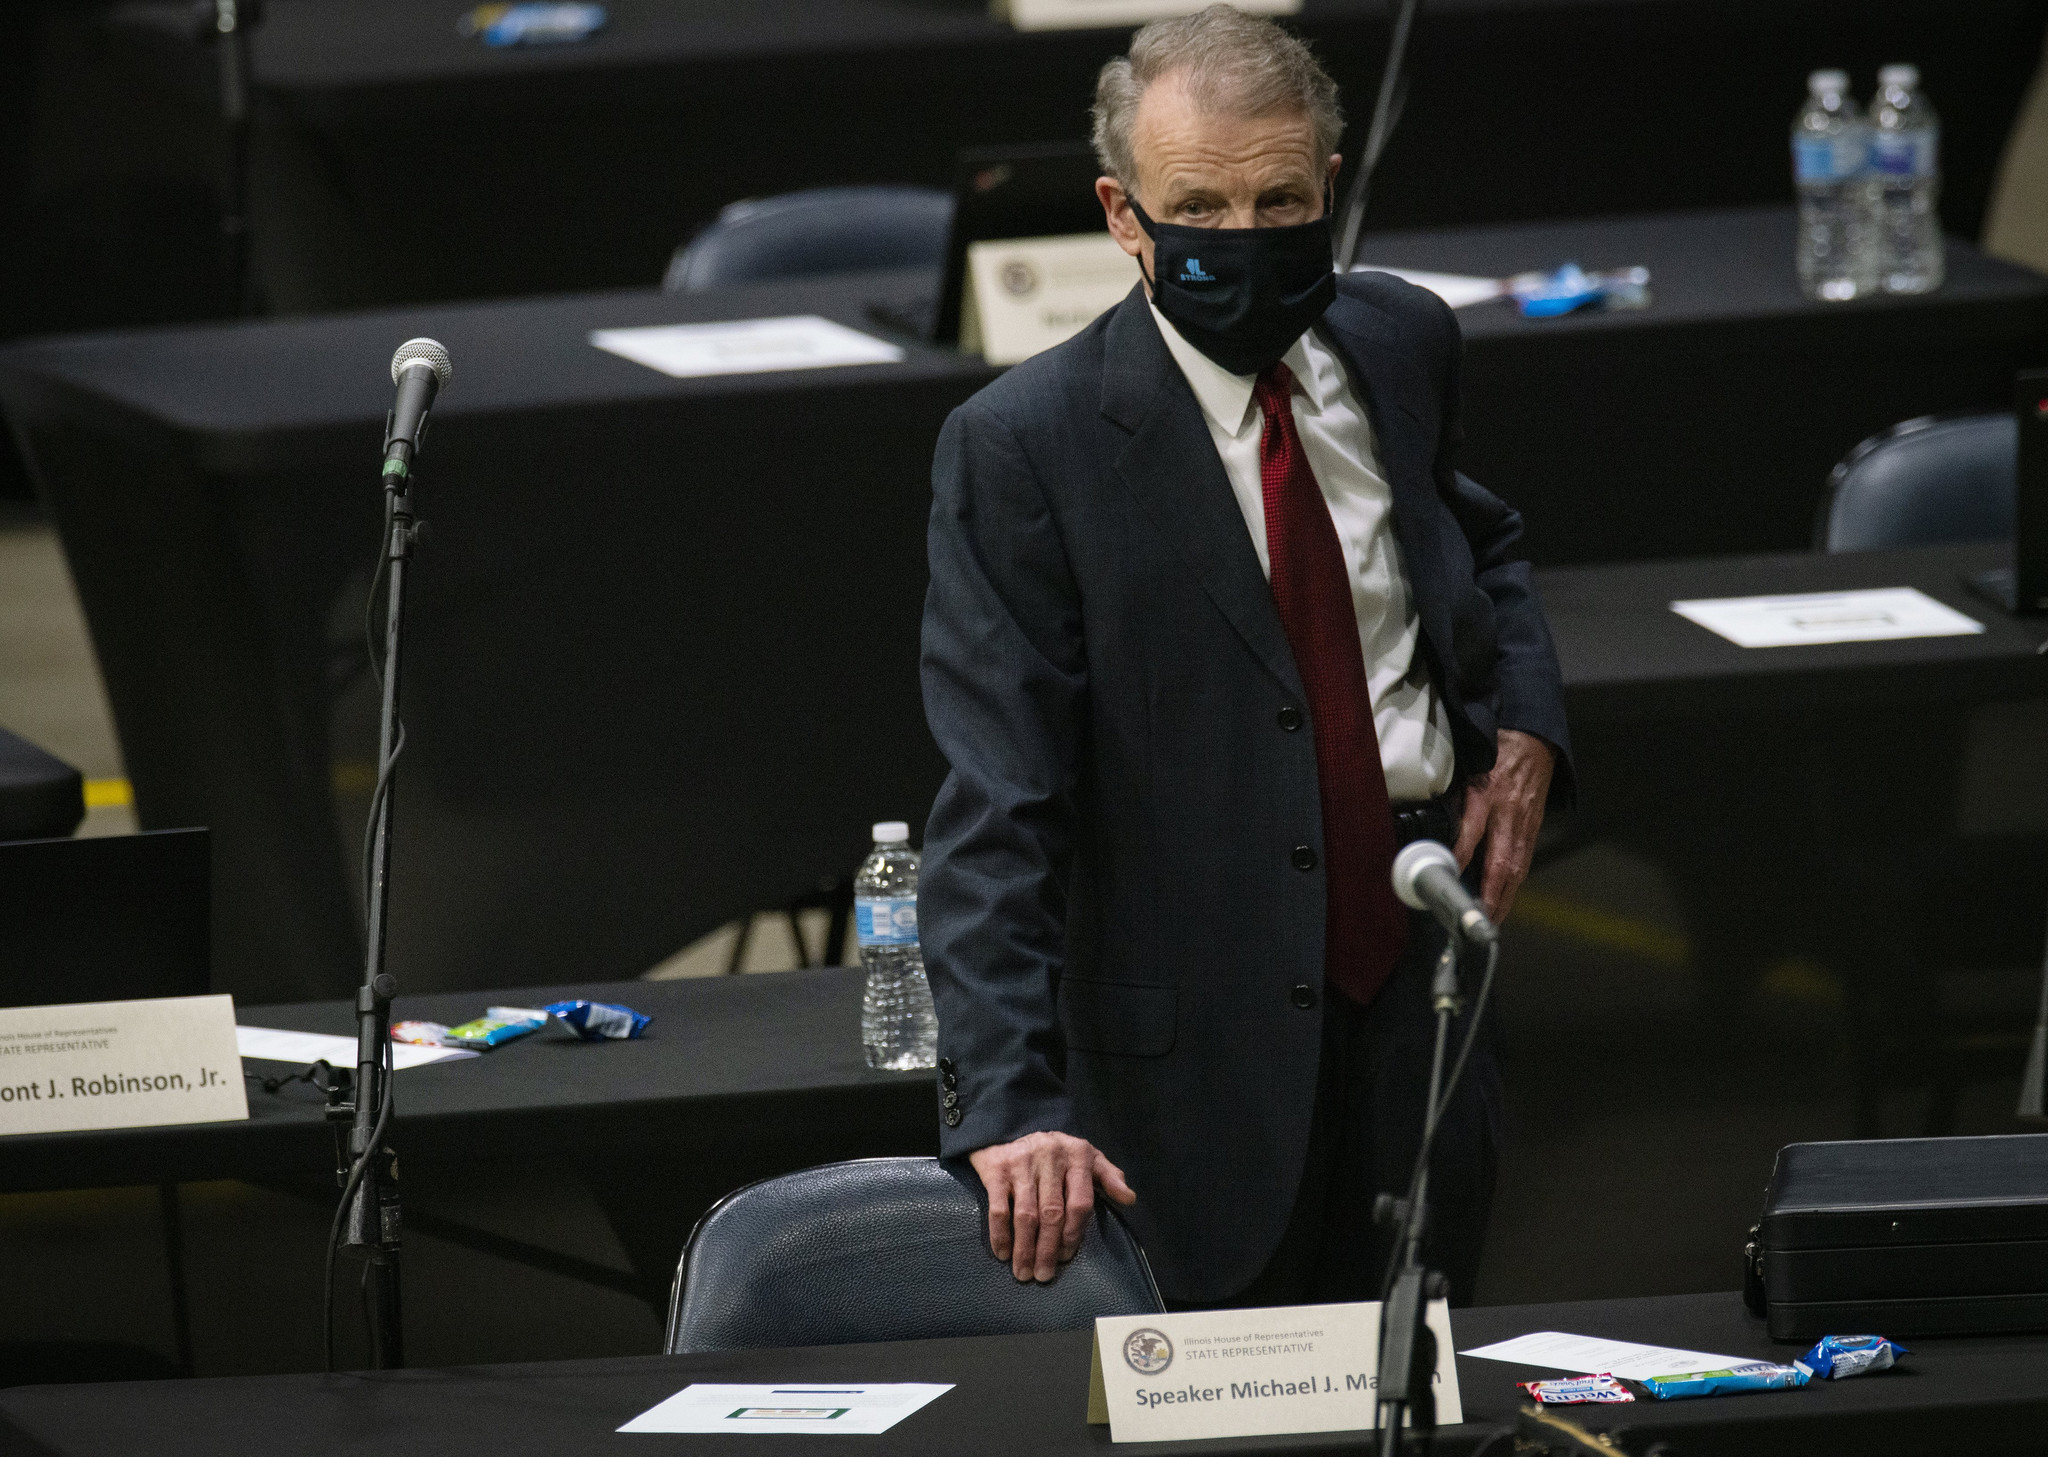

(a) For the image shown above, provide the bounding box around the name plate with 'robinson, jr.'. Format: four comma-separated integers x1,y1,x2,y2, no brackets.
0,994,248,1136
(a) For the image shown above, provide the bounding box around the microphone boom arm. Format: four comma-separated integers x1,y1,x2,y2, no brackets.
1335,0,1427,274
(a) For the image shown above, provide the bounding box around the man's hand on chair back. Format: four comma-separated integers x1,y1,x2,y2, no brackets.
969,1132,1137,1283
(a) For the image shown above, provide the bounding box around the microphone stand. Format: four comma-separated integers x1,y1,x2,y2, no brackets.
324,435,424,1371
1373,932,1498,1456
1335,0,1426,274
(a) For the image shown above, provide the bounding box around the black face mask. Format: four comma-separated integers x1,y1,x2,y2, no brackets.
1131,197,1337,377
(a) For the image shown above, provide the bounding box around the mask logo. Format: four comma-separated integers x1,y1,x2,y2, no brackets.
1178,258,1217,284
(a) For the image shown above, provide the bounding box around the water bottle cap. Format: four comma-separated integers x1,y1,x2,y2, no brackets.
1808,69,1849,94
872,821,911,844
1879,64,1918,90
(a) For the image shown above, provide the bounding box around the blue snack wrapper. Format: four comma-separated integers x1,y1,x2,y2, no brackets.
543,999,650,1041
458,3,606,46
1638,1362,1809,1399
1507,262,1652,318
444,1012,546,1049
1794,1335,1906,1380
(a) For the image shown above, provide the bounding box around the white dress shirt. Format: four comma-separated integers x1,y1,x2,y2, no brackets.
1149,303,1457,802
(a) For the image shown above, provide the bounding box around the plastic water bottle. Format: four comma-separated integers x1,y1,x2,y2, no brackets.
1792,69,1877,302
1870,63,1944,294
856,820,937,1071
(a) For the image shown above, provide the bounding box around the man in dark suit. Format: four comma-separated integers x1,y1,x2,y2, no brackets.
919,4,1571,1309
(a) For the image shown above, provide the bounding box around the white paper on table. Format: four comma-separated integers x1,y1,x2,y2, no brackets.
1002,0,1298,33
590,316,904,379
236,1025,476,1070
617,1383,953,1436
1457,1331,1752,1380
1670,586,1985,649
1350,265,1505,309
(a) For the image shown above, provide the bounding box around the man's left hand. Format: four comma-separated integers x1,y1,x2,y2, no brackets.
1451,728,1555,922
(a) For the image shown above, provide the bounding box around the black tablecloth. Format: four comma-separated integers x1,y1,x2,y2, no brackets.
0,269,970,1003
1541,542,2048,727
0,967,931,1197
2,966,933,1302
4,1291,2045,1456
1,219,2041,1005
1373,208,2048,562
217,0,2043,311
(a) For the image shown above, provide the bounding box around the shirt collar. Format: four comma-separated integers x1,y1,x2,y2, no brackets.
1146,301,1331,438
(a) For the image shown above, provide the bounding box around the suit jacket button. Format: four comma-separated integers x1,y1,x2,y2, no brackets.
941,1069,958,1090
937,1057,955,1076
1277,706,1303,732
1292,844,1318,872
943,1107,963,1128
942,1090,960,1109
1291,984,1317,1010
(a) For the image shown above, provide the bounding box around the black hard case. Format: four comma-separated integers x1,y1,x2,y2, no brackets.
1747,1134,2048,1342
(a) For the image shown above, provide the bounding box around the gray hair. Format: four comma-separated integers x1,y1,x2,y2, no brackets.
1091,5,1344,195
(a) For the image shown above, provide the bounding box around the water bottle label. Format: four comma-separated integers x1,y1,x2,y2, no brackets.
1871,131,1936,178
856,896,919,946
1795,134,1865,182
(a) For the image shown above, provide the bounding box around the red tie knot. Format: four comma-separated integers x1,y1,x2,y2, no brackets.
1254,361,1295,417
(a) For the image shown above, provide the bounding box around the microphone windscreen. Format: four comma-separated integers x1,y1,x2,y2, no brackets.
390,337,453,387
1391,837,1457,910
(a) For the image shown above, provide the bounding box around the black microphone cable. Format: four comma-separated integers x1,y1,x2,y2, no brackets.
323,1033,394,1372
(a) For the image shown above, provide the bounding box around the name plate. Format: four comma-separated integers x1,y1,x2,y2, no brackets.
997,0,1299,32
1090,1300,1461,1442
0,995,248,1136
961,232,1140,367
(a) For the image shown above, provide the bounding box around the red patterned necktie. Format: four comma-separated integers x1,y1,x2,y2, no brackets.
1253,361,1408,1005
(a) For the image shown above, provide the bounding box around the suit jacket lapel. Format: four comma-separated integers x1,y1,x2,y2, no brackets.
1099,289,1305,699
1315,293,1440,574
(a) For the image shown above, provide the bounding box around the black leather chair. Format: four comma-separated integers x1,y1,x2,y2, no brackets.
1815,412,2015,551
663,186,954,294
666,1157,1163,1353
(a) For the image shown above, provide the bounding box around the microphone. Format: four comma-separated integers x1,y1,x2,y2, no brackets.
384,338,452,477
1392,839,1497,946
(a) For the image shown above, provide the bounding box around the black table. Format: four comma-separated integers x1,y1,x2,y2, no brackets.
1541,541,2048,1108
1540,540,2048,847
5,208,2042,1009
0,967,934,1307
0,967,929,1195
59,0,2048,316
1540,541,2048,729
1374,210,2048,563
5,1291,2045,1456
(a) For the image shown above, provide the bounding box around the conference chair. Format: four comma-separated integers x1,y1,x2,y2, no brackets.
1814,412,2015,552
666,1157,1163,1352
662,186,954,293
1814,412,2045,1135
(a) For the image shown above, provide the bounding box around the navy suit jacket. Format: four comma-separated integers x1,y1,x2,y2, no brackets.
918,274,1571,1301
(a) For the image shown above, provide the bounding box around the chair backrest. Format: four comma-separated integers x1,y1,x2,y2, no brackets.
663,186,954,293
1817,412,2017,553
665,1156,1164,1353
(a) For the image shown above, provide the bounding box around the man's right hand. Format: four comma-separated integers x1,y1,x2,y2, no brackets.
968,1131,1137,1283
